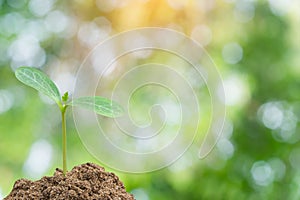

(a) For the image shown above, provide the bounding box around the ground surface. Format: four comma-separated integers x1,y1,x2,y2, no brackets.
4,163,134,200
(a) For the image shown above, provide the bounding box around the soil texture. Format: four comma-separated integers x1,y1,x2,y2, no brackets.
4,162,134,200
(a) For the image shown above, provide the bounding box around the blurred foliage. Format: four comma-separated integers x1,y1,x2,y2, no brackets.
0,0,300,199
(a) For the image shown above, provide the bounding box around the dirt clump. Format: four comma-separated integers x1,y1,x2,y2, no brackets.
4,162,134,200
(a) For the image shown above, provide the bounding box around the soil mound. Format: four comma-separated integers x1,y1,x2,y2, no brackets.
4,163,134,200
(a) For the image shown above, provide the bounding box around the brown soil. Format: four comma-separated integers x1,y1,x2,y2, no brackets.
4,163,135,200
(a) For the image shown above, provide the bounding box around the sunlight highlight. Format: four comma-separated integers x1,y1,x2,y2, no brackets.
131,189,149,200
23,140,53,179
269,158,286,181
222,42,243,64
219,75,250,106
258,101,298,142
217,138,234,160
268,0,292,16
251,161,274,186
8,35,46,70
28,0,54,17
0,90,14,114
0,187,3,200
234,0,255,23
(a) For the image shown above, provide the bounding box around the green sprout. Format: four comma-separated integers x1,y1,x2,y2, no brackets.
15,67,124,175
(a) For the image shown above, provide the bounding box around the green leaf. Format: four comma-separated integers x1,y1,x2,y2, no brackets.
15,67,61,105
62,92,69,103
69,96,124,118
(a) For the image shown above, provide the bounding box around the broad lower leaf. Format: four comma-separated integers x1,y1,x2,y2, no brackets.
70,96,124,118
15,67,61,104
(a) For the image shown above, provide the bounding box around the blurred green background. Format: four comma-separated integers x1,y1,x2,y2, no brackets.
0,0,300,199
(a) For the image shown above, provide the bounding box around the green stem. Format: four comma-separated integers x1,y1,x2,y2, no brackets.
61,105,67,175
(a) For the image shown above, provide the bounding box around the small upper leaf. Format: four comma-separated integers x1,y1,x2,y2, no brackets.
62,92,69,103
15,67,61,105
69,96,124,118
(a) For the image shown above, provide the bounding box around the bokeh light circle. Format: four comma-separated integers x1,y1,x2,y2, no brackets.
73,28,225,173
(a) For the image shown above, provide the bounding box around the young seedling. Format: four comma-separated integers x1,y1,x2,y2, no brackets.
15,66,123,175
